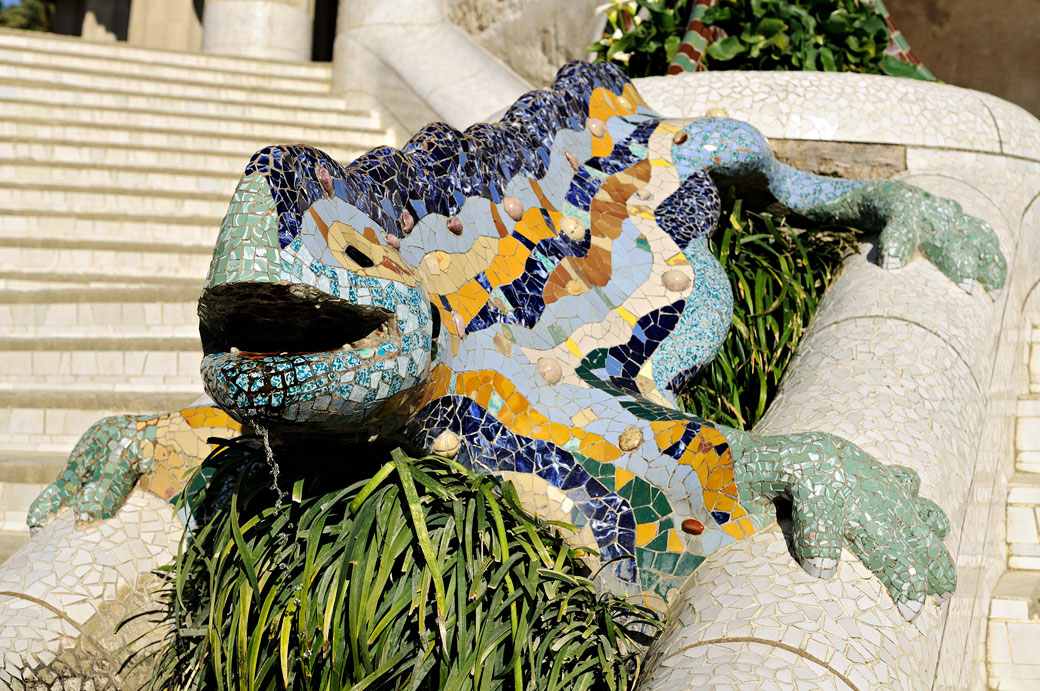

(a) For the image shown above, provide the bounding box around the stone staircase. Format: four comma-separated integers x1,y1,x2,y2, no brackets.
988,321,1040,689
0,28,391,559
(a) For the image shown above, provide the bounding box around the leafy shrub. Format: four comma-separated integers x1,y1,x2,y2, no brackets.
0,0,54,31
680,188,860,428
587,0,694,78
145,441,660,691
699,0,918,77
589,0,932,80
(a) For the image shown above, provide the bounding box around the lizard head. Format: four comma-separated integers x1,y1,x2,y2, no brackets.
198,61,640,441
198,146,435,441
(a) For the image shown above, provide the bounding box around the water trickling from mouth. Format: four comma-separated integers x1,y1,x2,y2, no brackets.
255,424,292,553
256,424,286,511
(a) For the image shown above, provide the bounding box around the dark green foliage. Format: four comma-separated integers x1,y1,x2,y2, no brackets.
145,441,660,690
700,0,915,78
0,0,54,31
587,0,694,78
588,0,933,81
680,189,860,428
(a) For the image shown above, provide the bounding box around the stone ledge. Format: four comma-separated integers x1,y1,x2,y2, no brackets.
636,71,1040,161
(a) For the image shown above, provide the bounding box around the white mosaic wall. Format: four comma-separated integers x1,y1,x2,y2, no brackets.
0,489,180,688
633,71,1040,690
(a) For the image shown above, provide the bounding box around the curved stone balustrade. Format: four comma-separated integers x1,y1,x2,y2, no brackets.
332,0,532,134
633,71,1040,690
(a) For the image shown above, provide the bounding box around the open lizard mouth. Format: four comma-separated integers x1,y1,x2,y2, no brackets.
197,280,428,439
198,282,395,357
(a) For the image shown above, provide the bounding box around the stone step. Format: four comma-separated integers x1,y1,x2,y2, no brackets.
1,212,218,249
0,160,237,198
0,183,230,222
0,278,206,300
0,62,347,110
988,571,1040,689
0,138,364,173
0,336,200,351
0,245,212,283
0,482,48,532
0,381,201,398
0,350,203,390
1007,473,1040,570
0,119,374,162
0,272,204,297
0,27,332,81
1018,397,1040,474
0,269,202,290
0,452,69,484
0,81,376,130
0,277,199,295
0,101,387,150
0,394,202,456
0,44,332,93
1021,451,1040,476
991,570,1040,620
0,299,200,339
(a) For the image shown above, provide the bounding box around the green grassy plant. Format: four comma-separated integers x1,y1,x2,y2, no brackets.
679,188,860,428
144,441,660,691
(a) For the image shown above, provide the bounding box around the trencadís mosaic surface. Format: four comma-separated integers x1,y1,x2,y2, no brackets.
31,61,1006,618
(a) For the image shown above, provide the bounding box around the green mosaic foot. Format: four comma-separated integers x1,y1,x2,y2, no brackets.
725,428,955,621
807,180,1007,296
28,414,153,531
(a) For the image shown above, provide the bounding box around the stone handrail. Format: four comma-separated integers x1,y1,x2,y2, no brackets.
632,71,1040,690
332,0,533,139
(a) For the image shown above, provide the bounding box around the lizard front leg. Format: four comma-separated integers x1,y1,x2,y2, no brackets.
724,426,955,621
28,406,241,530
668,117,1007,295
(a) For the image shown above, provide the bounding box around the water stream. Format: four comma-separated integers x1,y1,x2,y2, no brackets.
254,424,293,554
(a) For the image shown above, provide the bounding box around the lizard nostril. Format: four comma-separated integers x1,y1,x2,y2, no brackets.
344,244,375,268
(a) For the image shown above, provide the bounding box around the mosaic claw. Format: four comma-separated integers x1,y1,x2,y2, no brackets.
27,414,144,531
897,597,924,623
882,181,1006,292
803,179,1006,293
880,254,904,270
801,556,838,579
26,409,240,531
729,428,956,620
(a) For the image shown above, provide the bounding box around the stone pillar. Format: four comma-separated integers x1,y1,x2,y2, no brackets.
81,0,130,42
128,0,203,52
201,0,315,62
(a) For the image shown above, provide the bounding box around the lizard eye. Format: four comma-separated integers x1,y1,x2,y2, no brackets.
344,244,375,268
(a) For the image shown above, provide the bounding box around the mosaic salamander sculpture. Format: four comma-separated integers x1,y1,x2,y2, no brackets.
29,61,1006,621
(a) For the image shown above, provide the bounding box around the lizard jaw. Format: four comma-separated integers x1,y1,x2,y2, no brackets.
197,281,413,439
